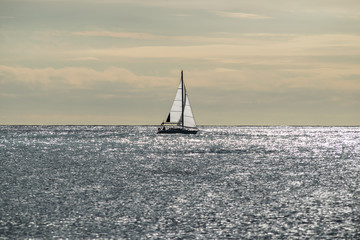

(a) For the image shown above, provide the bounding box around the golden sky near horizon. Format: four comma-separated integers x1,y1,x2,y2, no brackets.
1,0,360,125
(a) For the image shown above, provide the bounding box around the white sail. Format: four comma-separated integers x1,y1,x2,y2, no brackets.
160,70,198,134
167,81,183,123
183,90,197,128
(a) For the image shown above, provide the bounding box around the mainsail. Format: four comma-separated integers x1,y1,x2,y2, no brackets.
166,81,183,123
164,71,197,129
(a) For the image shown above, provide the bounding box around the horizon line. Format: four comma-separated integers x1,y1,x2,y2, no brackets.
1,124,359,127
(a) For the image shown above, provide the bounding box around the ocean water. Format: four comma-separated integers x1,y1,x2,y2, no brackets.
0,125,359,239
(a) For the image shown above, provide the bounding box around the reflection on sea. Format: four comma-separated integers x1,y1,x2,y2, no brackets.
0,126,359,238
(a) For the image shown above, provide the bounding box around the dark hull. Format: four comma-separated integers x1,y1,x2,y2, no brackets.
157,128,198,134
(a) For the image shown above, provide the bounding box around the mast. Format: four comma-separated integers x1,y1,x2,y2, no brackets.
181,70,184,128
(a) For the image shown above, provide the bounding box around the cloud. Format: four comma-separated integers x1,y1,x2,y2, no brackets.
3,61,357,100
1,64,359,125
73,31,160,40
0,65,174,91
0,64,179,124
70,56,99,61
70,34,360,61
71,30,241,44
212,11,271,19
0,16,15,19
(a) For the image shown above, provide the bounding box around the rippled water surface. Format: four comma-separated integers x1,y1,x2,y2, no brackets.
1,126,359,239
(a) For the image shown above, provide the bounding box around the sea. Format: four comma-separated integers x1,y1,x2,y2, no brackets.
0,125,359,239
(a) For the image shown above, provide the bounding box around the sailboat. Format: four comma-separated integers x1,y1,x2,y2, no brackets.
158,70,199,134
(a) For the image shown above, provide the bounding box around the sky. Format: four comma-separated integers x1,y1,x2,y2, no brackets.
1,0,360,125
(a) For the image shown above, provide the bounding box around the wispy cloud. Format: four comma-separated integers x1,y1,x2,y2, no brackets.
0,65,174,91
213,11,271,19
71,30,242,44
335,13,360,19
70,56,99,61
71,34,360,61
73,31,159,40
0,16,15,19
2,56,359,97
174,13,191,17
